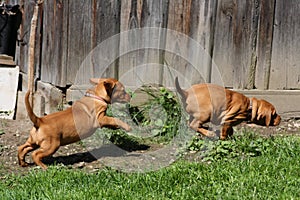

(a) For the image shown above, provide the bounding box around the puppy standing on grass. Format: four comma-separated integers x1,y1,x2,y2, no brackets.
18,78,131,169
175,77,281,140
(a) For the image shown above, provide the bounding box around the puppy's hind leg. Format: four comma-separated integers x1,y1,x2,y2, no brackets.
18,138,39,167
189,118,216,138
31,140,60,170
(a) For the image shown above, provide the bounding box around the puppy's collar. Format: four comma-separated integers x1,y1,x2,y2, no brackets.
85,92,108,105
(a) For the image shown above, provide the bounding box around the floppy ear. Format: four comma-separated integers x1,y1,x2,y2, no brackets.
90,78,100,85
103,80,116,97
90,78,107,85
251,98,258,122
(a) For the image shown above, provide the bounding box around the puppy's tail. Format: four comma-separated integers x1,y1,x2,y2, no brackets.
175,77,188,99
25,90,40,129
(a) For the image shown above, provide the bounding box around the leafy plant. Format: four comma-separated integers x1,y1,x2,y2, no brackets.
188,130,272,162
98,85,182,148
128,85,181,142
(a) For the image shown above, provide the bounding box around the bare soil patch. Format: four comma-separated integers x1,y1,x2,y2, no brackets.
0,118,299,175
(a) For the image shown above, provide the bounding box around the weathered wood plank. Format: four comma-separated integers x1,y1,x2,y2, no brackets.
255,0,275,90
167,0,191,34
189,0,218,85
41,0,68,87
119,0,142,87
68,0,122,87
212,0,259,89
93,0,121,79
270,0,300,89
164,0,192,87
66,0,93,86
119,0,168,88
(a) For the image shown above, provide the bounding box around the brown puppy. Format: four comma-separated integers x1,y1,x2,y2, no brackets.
175,77,281,140
18,78,131,169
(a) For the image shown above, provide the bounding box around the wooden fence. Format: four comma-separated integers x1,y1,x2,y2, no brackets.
7,0,300,90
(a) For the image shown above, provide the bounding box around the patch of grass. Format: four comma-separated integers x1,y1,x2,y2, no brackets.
1,134,300,199
187,129,272,162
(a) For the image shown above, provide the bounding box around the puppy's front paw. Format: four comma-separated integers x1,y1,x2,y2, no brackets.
207,130,217,138
119,122,131,132
124,124,132,132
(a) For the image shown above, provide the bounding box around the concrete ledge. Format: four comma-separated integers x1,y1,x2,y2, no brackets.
16,73,64,118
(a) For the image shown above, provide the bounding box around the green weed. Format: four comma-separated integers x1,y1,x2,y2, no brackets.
129,85,181,141
188,129,283,162
103,85,182,147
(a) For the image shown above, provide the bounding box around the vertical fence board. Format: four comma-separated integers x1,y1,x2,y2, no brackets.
212,0,235,87
119,0,168,87
65,0,93,85
164,0,192,87
92,0,120,79
41,0,67,87
212,0,259,89
270,0,300,89
255,0,275,90
166,0,191,34
189,0,218,85
119,0,144,87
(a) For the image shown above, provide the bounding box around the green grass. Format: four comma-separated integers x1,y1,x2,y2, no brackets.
1,134,300,199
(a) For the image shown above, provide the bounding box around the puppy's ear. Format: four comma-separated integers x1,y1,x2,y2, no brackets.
90,78,107,85
90,78,100,85
251,98,258,122
103,80,116,97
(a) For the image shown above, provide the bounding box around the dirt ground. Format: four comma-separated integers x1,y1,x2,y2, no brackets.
0,118,299,176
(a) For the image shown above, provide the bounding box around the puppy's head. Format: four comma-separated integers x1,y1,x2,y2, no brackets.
251,97,281,127
90,78,131,103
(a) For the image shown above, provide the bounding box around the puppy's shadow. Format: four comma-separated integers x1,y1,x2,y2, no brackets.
43,144,128,166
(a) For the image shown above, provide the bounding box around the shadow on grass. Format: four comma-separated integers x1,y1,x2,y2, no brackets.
42,143,150,166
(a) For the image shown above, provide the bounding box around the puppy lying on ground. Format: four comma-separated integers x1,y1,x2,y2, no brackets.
175,77,281,140
18,78,131,169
